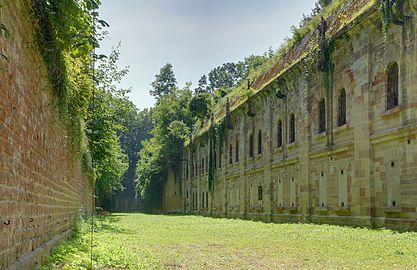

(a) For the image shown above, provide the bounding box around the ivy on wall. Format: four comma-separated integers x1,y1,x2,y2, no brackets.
208,123,215,192
31,0,100,178
380,0,411,39
214,119,226,159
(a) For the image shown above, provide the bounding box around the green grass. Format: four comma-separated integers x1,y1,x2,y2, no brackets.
41,213,417,270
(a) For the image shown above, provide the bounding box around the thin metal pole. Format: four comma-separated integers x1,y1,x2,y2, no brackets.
90,6,97,270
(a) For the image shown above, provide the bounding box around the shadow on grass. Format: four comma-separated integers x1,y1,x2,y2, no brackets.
106,211,417,234
109,211,197,218
95,215,131,234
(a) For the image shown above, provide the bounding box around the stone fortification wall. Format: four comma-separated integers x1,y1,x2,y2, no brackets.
164,0,417,231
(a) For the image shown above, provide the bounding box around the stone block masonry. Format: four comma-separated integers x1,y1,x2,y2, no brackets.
163,0,417,231
0,1,93,269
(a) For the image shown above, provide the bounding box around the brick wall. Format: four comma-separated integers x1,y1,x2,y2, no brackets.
0,1,93,269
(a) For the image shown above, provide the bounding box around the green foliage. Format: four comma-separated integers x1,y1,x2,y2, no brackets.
380,0,409,40
40,218,92,270
168,120,190,141
208,123,215,192
287,0,345,49
150,63,177,100
88,46,132,205
31,0,103,184
136,138,163,207
32,0,99,108
381,0,393,39
32,0,134,204
194,74,208,93
137,80,193,209
117,107,154,197
189,92,211,121
206,54,271,97
214,119,225,155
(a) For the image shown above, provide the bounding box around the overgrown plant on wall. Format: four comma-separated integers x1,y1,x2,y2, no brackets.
380,0,410,40
32,0,98,175
208,122,215,192
31,0,134,206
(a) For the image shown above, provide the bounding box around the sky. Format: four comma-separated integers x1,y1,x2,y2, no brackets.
98,0,317,110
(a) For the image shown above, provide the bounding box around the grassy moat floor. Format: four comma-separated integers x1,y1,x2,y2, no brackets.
41,213,417,270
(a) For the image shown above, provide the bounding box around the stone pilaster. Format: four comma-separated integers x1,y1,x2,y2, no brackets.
352,30,373,226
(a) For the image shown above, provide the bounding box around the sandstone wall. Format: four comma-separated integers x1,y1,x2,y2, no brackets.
0,1,93,269
162,168,182,213
164,1,417,231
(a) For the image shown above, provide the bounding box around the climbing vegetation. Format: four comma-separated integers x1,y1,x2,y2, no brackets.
380,0,410,40
31,0,132,205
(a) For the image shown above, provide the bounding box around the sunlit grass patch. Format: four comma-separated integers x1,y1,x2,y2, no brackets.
42,213,417,270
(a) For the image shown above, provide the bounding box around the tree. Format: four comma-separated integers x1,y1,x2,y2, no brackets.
117,107,154,201
208,62,238,91
206,55,269,95
87,45,130,205
319,0,333,8
189,92,211,121
150,63,177,100
136,86,193,211
194,75,208,93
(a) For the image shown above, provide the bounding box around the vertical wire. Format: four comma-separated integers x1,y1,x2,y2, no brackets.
90,5,97,270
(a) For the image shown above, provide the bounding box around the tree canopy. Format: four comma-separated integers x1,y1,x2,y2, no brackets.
150,63,177,100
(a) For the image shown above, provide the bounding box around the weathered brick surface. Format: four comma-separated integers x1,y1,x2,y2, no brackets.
164,3,417,231
0,1,93,269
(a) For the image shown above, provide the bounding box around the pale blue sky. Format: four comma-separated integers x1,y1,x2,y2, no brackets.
98,0,316,110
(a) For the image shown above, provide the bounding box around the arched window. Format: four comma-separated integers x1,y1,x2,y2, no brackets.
235,139,239,162
258,185,263,201
338,89,346,127
387,62,399,110
258,130,262,155
318,98,326,133
277,119,283,148
289,113,296,143
249,134,254,158
229,144,233,164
